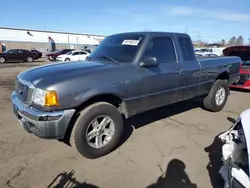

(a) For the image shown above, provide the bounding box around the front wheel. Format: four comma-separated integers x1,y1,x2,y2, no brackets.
65,58,70,62
0,57,5,64
70,102,123,158
202,79,229,112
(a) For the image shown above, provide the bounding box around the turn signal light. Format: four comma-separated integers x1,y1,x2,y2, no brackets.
45,91,59,106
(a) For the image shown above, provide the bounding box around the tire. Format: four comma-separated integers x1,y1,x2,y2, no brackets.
65,58,70,62
70,102,123,158
0,57,5,64
49,56,54,61
202,79,229,112
26,56,33,63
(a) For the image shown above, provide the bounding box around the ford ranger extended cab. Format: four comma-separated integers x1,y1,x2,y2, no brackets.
11,32,241,158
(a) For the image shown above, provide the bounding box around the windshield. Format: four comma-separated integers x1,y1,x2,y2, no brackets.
241,52,250,62
88,34,145,63
66,51,73,55
3,50,15,54
243,61,250,65
228,51,250,63
199,49,211,52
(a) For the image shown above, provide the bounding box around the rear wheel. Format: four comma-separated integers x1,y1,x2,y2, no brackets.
0,57,5,64
70,102,123,158
26,56,33,63
202,79,229,112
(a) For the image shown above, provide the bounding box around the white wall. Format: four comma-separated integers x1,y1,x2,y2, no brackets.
0,28,105,45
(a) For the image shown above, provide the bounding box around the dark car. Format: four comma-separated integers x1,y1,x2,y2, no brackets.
12,32,241,158
46,49,74,61
0,49,38,63
31,49,42,59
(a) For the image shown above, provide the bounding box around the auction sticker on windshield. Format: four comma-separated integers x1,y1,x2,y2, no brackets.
122,40,140,46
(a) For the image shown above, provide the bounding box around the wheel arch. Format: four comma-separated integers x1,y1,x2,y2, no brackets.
216,70,229,81
76,93,128,118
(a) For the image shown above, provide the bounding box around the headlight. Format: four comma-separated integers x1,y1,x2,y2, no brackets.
32,88,59,107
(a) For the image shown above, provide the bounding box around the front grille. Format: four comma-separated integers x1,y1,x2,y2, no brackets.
233,74,249,86
15,78,33,104
241,65,250,71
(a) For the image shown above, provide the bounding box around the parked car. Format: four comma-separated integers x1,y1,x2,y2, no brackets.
223,46,250,90
11,31,241,158
56,50,90,62
219,108,250,188
0,49,38,63
196,48,225,56
46,49,74,61
31,49,42,59
82,45,98,53
196,53,218,58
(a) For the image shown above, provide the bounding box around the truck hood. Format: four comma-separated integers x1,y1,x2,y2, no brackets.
18,60,107,87
223,46,250,56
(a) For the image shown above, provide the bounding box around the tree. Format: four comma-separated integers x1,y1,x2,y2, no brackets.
236,36,244,45
228,36,236,46
248,37,250,45
221,39,226,47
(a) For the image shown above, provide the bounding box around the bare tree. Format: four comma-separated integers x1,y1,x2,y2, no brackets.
236,36,244,45
228,36,236,46
221,39,226,47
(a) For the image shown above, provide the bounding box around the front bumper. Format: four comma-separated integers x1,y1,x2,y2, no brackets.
230,85,250,90
11,92,75,139
56,58,63,61
230,74,250,90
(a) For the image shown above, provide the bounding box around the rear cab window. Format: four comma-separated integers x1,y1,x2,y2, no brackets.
178,37,196,61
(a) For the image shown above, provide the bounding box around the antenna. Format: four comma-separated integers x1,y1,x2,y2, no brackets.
197,31,202,42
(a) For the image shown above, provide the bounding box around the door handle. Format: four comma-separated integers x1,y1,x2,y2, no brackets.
174,69,182,74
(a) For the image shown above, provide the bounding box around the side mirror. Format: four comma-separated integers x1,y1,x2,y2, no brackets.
140,57,158,67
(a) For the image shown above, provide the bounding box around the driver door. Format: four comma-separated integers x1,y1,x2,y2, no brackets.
134,35,184,112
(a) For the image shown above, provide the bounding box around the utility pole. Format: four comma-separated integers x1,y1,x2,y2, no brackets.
184,27,188,34
197,31,202,47
68,34,70,48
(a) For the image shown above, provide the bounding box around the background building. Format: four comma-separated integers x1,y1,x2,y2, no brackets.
0,27,105,52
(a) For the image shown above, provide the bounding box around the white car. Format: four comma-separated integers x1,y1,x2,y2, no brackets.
196,53,218,57
219,108,250,187
56,50,90,62
195,47,225,57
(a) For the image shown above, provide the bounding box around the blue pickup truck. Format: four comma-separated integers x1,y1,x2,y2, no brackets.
12,32,241,158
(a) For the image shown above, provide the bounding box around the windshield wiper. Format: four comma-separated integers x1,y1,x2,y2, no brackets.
96,56,119,65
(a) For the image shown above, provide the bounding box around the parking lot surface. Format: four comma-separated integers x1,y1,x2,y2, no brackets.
0,61,249,188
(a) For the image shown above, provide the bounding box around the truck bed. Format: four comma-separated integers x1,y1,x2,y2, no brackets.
199,56,241,67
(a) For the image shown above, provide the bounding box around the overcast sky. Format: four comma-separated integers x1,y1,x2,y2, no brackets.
2,0,250,43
